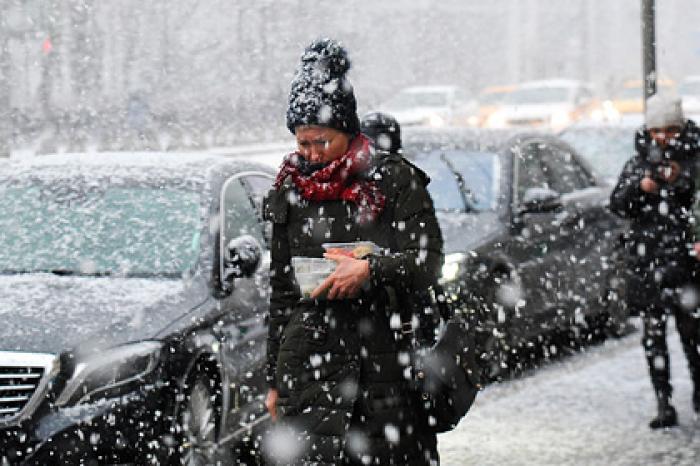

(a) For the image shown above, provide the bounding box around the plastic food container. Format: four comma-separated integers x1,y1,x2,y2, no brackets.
321,241,380,258
291,257,336,298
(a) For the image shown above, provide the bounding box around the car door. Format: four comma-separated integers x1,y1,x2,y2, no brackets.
216,171,274,432
540,142,614,322
506,140,571,334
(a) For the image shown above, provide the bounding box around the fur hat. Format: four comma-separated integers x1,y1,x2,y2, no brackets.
645,92,684,128
286,38,360,135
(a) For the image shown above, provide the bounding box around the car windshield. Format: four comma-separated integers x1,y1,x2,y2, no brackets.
619,87,643,99
0,179,202,276
559,128,632,179
413,150,502,212
505,87,570,105
680,81,700,96
480,91,511,106
384,90,450,109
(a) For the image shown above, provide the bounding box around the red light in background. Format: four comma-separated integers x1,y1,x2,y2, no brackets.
42,37,53,55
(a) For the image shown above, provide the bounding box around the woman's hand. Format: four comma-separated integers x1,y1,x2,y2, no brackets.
311,253,370,300
694,242,700,261
640,175,660,194
265,389,279,421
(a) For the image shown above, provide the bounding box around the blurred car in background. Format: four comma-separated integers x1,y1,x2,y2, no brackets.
484,79,607,130
0,153,274,465
474,84,517,127
610,78,677,116
558,124,636,185
403,128,628,380
680,76,700,118
378,85,477,127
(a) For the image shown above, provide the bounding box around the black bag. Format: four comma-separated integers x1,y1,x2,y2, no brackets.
409,287,481,433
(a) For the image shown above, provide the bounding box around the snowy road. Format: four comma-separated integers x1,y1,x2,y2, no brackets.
438,319,700,466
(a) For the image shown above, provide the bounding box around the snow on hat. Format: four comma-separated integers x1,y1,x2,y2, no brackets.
645,92,684,128
286,38,360,135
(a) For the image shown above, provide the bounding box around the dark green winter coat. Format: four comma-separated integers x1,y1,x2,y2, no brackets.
263,151,444,465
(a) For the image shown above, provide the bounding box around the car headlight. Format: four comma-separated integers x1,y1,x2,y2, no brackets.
427,113,446,127
485,111,507,128
550,110,572,128
602,100,620,121
56,341,162,406
440,252,467,283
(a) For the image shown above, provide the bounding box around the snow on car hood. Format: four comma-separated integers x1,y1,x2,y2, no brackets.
0,274,192,354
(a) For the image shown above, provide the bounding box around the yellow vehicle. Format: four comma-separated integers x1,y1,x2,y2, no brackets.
475,85,516,127
612,79,677,115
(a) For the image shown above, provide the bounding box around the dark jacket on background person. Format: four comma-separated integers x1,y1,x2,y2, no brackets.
609,121,698,296
264,145,444,465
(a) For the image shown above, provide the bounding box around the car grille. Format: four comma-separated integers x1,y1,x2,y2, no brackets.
0,352,56,424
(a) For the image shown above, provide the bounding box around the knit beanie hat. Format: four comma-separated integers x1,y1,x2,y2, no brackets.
286,38,360,136
645,92,684,128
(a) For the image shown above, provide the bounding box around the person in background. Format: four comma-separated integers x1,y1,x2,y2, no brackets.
263,39,443,465
610,92,700,429
360,111,403,154
695,166,700,259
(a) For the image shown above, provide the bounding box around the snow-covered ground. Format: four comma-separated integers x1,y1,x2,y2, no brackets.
439,319,699,465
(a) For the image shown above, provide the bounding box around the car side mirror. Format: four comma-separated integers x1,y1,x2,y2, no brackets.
519,187,562,213
223,235,262,284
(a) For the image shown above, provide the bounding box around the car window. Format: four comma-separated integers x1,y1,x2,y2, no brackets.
414,150,503,212
240,174,274,215
558,128,632,180
0,181,201,276
575,88,592,106
414,156,464,211
221,177,265,250
516,143,550,202
541,146,593,193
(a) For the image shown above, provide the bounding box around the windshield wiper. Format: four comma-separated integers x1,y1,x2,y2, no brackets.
440,153,478,213
0,269,111,277
0,269,182,278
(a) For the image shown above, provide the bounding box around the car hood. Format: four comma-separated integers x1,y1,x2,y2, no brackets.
437,211,505,254
0,274,201,354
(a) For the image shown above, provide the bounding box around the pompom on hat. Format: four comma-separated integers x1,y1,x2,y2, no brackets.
286,38,360,136
645,92,684,129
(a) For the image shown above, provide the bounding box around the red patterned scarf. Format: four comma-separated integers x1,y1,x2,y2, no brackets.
273,134,385,223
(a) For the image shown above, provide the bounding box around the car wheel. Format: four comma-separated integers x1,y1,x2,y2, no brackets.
176,372,233,466
476,269,518,382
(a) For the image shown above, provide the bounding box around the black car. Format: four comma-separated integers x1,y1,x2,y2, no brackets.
403,130,629,379
0,152,275,465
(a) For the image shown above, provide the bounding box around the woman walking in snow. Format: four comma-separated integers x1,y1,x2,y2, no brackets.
262,38,443,465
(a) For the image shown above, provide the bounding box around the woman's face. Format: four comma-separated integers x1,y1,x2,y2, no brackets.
295,126,350,164
649,125,682,148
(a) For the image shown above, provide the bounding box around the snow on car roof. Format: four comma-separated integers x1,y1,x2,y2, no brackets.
398,85,459,94
518,79,588,89
10,151,223,168
0,151,274,184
